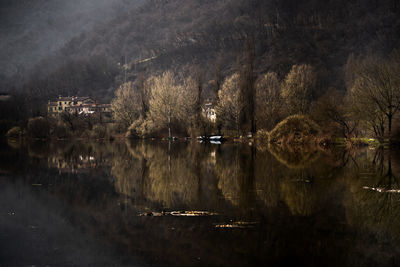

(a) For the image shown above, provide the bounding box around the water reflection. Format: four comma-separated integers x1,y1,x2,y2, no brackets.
345,148,400,243
112,141,220,210
1,140,400,266
267,143,321,169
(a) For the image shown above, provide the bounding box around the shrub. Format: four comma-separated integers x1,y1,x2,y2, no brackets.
256,129,269,141
54,122,70,139
126,118,158,139
108,123,125,135
126,119,143,139
269,114,320,144
81,129,92,139
6,126,22,139
188,118,215,138
27,117,50,139
91,124,107,139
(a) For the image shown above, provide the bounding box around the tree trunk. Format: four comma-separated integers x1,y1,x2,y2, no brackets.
168,107,171,140
388,114,392,142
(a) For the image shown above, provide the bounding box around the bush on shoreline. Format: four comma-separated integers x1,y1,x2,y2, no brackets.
53,121,71,139
126,118,158,139
269,115,320,145
256,129,269,141
6,126,22,139
91,124,107,139
27,117,50,139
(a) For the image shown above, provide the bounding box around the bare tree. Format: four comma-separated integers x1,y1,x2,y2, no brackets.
213,54,225,134
255,72,283,130
111,81,142,130
148,71,195,138
350,53,400,140
137,73,150,119
281,64,317,115
186,66,212,137
312,89,359,139
216,73,241,136
213,53,224,100
238,38,256,134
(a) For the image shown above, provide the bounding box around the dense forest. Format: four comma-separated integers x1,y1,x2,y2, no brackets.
1,0,400,140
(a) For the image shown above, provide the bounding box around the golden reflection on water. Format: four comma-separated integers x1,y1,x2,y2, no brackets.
6,139,400,231
3,140,400,265
344,148,400,240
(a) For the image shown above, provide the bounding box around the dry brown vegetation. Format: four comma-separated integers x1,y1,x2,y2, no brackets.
268,115,320,145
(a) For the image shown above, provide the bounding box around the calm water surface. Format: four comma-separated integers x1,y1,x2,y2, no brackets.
1,139,400,266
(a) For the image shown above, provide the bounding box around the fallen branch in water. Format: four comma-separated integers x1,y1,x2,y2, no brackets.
139,211,218,217
363,186,400,193
214,221,258,229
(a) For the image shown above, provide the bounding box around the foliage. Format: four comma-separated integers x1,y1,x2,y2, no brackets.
61,112,87,134
255,72,284,130
256,129,269,141
311,89,359,139
53,122,70,139
81,129,92,139
3,0,400,142
111,81,142,130
238,39,256,134
91,124,108,139
185,66,215,138
147,71,197,138
281,64,317,115
187,116,215,138
27,116,50,139
216,73,241,135
269,114,320,144
6,126,22,139
349,52,400,139
126,117,158,139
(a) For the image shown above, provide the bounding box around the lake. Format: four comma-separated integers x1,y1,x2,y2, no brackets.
1,139,400,266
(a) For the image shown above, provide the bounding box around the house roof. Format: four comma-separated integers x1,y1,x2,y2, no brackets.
48,101,58,106
55,96,91,102
66,103,111,109
48,96,111,112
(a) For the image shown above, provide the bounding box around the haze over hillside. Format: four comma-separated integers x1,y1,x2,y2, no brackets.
1,0,400,102
0,0,143,79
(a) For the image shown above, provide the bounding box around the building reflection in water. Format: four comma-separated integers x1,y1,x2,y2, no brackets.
3,139,400,266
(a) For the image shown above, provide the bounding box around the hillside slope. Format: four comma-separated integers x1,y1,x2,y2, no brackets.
7,0,400,106
0,0,143,79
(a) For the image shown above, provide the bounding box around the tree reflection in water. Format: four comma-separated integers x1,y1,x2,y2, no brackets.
345,147,400,241
2,140,400,266
112,140,223,211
